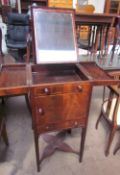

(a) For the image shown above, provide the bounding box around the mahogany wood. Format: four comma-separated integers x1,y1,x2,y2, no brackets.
0,9,120,172
29,62,119,171
30,63,92,171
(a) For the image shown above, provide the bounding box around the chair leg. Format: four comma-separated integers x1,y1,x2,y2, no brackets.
95,111,102,129
113,140,120,155
105,127,117,156
79,127,87,162
2,122,9,146
34,132,40,172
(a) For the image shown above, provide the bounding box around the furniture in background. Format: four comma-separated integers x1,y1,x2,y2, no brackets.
6,12,29,62
110,16,120,63
104,0,120,15
75,4,95,57
48,0,73,8
20,0,48,12
96,85,120,156
75,13,114,60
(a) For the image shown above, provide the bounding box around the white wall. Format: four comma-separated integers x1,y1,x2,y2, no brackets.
88,0,105,13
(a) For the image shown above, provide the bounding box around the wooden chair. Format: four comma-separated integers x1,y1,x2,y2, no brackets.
95,86,120,156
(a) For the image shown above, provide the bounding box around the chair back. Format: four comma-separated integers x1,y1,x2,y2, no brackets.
6,13,29,49
103,87,120,125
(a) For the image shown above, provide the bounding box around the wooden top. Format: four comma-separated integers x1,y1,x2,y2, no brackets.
0,62,119,97
75,12,116,25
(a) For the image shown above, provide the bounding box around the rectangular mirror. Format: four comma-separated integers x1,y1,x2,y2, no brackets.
32,8,78,64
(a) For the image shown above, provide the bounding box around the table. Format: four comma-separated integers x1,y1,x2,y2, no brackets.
75,13,115,60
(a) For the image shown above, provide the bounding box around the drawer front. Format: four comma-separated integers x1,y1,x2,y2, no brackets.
31,82,90,96
36,120,85,134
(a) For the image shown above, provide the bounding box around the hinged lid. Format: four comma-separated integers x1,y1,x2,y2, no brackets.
31,7,78,64
79,62,120,86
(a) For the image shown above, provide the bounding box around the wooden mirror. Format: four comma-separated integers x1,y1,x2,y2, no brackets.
31,7,78,64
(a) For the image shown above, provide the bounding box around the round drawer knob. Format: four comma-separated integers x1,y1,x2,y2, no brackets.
75,121,78,126
46,126,49,129
77,85,83,92
38,108,44,115
44,87,50,95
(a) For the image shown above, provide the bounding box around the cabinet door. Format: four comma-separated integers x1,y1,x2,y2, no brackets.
31,83,92,132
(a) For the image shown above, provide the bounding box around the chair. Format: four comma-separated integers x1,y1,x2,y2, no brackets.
95,86,120,156
6,12,29,62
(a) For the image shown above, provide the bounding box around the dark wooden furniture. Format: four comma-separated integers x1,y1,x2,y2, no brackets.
6,12,29,62
75,13,115,60
30,60,120,171
0,8,119,172
30,63,92,171
0,63,119,171
29,7,120,171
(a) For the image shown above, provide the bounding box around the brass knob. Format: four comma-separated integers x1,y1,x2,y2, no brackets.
77,85,82,92
44,87,50,95
38,108,44,115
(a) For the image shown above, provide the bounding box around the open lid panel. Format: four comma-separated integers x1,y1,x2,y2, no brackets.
79,62,120,86
31,7,78,64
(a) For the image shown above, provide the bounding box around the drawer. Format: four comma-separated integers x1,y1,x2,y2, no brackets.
31,82,91,96
35,119,86,134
